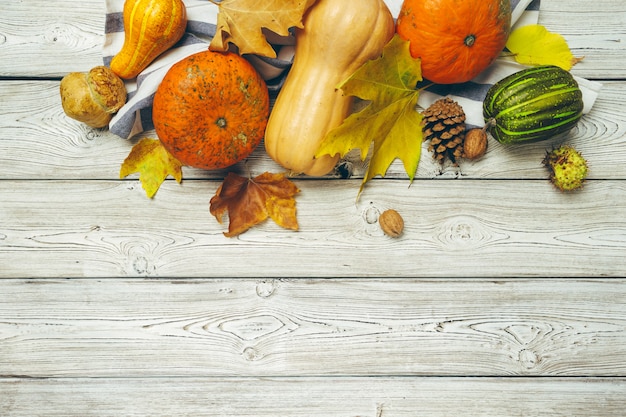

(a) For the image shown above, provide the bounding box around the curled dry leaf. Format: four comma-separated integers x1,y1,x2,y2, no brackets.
210,171,300,237
209,0,316,57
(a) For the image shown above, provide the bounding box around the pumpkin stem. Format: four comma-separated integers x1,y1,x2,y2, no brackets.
216,117,227,129
464,34,476,47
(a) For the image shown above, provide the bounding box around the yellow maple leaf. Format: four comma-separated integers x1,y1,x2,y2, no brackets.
315,34,424,197
119,138,183,198
209,0,317,58
506,24,584,70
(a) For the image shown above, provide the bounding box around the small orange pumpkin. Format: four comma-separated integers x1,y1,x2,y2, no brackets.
152,50,269,170
396,0,511,84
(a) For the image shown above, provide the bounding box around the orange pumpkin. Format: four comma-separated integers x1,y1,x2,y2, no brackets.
396,0,511,84
152,50,269,170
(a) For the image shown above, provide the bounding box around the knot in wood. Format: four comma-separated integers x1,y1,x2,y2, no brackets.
242,346,260,361
256,280,276,298
364,204,381,224
518,349,539,370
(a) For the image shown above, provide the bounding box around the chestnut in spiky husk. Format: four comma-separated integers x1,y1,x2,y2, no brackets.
542,145,588,191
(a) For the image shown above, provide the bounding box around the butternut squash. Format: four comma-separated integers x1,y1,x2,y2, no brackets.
264,0,395,176
110,0,187,79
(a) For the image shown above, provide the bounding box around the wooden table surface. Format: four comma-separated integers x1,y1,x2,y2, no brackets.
1,0,625,415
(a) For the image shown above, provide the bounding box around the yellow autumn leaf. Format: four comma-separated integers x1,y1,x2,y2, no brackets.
315,34,423,198
120,138,183,198
209,0,317,57
506,24,583,70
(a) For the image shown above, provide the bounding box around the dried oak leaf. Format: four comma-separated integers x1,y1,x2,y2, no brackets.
209,0,316,57
210,171,300,237
119,138,183,198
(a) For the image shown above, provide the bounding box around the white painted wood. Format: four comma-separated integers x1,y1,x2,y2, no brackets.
1,0,625,416
0,1,106,77
1,179,626,278
536,6,626,80
1,0,624,79
1,377,625,417
0,279,624,377
1,80,624,180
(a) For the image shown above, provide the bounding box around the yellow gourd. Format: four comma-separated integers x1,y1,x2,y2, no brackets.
110,0,187,79
60,66,127,128
264,0,395,176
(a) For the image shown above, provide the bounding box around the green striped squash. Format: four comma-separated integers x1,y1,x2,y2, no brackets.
483,65,584,144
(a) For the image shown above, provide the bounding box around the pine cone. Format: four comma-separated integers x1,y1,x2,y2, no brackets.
422,97,466,165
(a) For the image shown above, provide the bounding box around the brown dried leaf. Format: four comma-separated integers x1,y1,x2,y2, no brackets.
209,0,317,57
210,171,300,237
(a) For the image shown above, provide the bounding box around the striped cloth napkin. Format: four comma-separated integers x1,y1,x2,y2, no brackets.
103,0,601,139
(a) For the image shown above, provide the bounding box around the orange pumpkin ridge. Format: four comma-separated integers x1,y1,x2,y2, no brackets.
152,51,269,170
396,0,511,84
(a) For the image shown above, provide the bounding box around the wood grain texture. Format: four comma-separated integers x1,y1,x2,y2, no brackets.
1,80,625,180
1,1,625,416
1,377,625,417
0,279,624,378
1,0,624,79
0,81,137,179
537,8,626,80
1,179,626,278
0,1,105,77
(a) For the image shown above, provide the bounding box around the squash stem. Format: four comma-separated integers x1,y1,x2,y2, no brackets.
483,118,496,131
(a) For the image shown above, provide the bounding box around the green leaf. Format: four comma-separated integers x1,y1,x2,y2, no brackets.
506,24,583,70
315,34,423,197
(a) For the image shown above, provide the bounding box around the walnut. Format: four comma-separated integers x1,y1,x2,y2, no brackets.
462,128,488,160
379,209,404,238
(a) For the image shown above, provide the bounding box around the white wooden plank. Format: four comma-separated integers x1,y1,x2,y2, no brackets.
0,1,624,416
1,279,624,377
0,1,106,77
1,0,624,79
0,80,624,180
1,377,624,416
537,7,626,80
2,179,626,278
0,81,142,179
